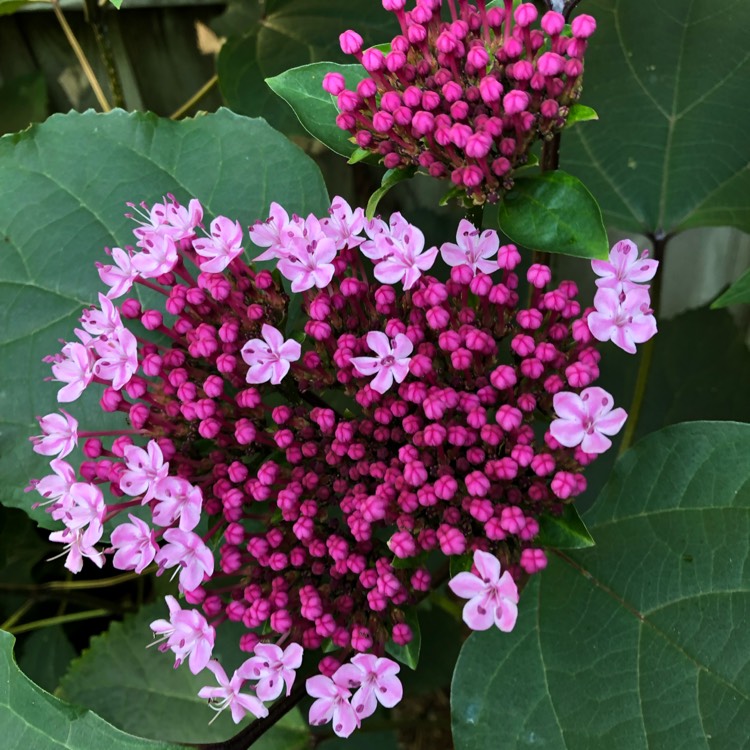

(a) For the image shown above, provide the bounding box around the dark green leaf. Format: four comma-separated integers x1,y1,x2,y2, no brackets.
448,554,473,578
535,504,595,549
217,0,396,132
59,602,309,746
564,103,598,128
0,0,34,16
385,607,421,670
0,630,180,749
564,0,750,235
266,62,367,157
0,109,328,528
712,267,750,309
0,72,47,135
497,170,608,259
347,147,374,165
17,626,77,694
452,422,750,749
366,167,417,220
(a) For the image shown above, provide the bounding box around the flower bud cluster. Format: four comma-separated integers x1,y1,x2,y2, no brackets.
28,194,641,735
326,1,596,203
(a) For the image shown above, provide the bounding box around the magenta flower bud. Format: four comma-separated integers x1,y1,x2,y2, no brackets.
498,243,521,269
339,30,363,55
361,48,385,75
389,530,417,558
462,166,483,187
421,90,441,111
527,263,552,289
465,131,493,159
437,525,466,555
565,58,584,78
383,0,406,9
467,45,490,69
436,31,457,53
411,3,432,23
451,19,469,39
407,23,427,43
336,90,360,112
322,71,345,95
356,78,378,99
372,110,395,133
567,38,587,59
391,34,409,53
403,86,422,108
551,471,578,499
565,361,595,388
503,89,530,115
541,100,559,118
496,405,523,431
511,60,534,81
439,81,462,104
490,157,510,177
435,127,452,147
571,13,597,38
335,111,355,128
514,2,538,26
541,10,565,35
411,110,435,136
520,549,548,574
450,100,470,121
383,153,402,169
537,51,565,76
465,470,490,497
503,37,524,58
392,622,412,645
393,105,413,127
449,123,473,148
479,76,503,103
386,50,407,72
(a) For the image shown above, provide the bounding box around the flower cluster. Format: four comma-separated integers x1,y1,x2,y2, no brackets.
28,194,647,736
326,0,596,202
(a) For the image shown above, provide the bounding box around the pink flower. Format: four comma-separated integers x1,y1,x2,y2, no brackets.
306,673,360,738
48,525,105,574
240,324,301,385
320,196,365,249
155,528,215,592
131,234,179,278
57,481,105,533
549,386,627,454
348,654,402,719
80,293,124,338
238,642,304,701
193,216,244,273
372,219,437,290
440,219,499,275
91,327,138,391
50,341,94,403
587,286,657,354
31,410,78,459
152,476,202,531
198,660,269,724
120,440,170,502
97,247,139,299
165,198,203,241
32,458,77,508
591,239,658,292
277,237,337,292
150,595,215,674
249,202,304,260
111,514,159,574
448,549,519,632
350,331,413,394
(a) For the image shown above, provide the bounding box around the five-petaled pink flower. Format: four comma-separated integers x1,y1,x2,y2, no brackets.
152,476,202,531
550,386,627,454
306,672,360,738
111,514,159,574
193,216,245,273
277,233,337,292
120,440,170,502
372,220,438,290
198,660,269,724
249,202,302,259
350,331,413,394
238,642,304,701
48,525,105,574
320,196,365,249
31,410,79,459
440,219,499,275
591,239,658,292
50,341,94,403
131,234,179,278
155,528,215,592
448,549,519,632
97,246,138,299
588,286,657,354
92,327,139,391
241,324,301,385
348,654,403,719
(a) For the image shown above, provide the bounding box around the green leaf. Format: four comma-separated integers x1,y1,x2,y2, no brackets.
385,607,421,670
348,147,376,165
712,266,750,309
452,421,750,749
216,0,396,132
535,504,595,549
0,109,328,528
108,0,123,8
564,0,750,235
266,62,367,157
448,553,473,578
0,72,47,135
497,170,608,259
59,602,309,746
17,626,77,694
366,167,417,220
0,630,180,750
0,0,34,16
564,103,598,128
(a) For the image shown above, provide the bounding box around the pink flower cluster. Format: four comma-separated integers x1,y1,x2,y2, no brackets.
326,0,596,202
28,194,642,736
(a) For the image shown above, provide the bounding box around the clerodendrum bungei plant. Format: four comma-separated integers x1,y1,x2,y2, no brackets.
23,0,665,745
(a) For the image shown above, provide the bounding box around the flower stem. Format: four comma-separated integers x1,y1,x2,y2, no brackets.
616,233,668,456
48,0,112,112
7,608,110,635
1,600,34,631
0,569,148,592
170,75,219,120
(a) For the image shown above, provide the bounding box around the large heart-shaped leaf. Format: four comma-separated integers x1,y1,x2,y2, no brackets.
497,171,609,259
0,109,328,528
452,421,750,748
0,630,180,750
216,0,396,132
564,0,750,236
59,602,310,747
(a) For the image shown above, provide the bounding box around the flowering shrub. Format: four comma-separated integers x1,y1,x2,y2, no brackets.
29,191,655,735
